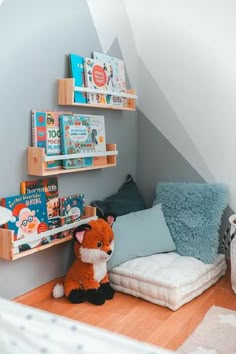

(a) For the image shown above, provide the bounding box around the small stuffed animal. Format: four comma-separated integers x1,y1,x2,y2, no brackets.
53,215,115,305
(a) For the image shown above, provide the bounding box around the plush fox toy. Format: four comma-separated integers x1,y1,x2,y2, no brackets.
53,215,115,305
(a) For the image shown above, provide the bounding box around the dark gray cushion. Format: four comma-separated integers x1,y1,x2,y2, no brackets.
91,174,145,217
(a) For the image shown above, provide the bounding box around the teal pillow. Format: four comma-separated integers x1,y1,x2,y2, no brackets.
107,203,176,270
153,182,228,264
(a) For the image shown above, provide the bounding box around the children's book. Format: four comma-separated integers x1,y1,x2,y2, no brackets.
60,193,84,222
69,54,87,104
87,114,107,165
92,52,127,107
89,115,106,152
59,193,84,238
31,109,72,169
84,57,110,105
20,177,60,230
59,114,95,169
1,192,49,251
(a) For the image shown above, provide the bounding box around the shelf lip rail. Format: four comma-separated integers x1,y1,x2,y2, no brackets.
74,86,137,99
44,150,118,162
13,215,97,252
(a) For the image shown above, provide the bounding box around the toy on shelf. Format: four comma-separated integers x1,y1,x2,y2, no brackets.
53,215,116,305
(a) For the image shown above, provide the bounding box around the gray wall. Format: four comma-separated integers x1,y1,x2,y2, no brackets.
136,111,204,208
0,0,137,299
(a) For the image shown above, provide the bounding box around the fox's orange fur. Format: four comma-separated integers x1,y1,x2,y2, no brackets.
55,216,115,305
64,218,114,296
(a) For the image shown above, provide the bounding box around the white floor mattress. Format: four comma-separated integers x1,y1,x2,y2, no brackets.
109,252,227,311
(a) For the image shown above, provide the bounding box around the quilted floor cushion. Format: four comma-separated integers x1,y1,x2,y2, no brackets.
109,252,227,311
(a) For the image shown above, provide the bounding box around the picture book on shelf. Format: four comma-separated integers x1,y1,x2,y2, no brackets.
20,177,60,230
87,114,107,165
69,54,87,104
84,57,110,106
59,114,95,169
59,193,85,238
92,52,127,107
1,191,49,252
31,109,72,169
89,115,106,152
60,193,84,222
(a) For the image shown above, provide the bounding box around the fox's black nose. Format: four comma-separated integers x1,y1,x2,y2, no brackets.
107,250,112,255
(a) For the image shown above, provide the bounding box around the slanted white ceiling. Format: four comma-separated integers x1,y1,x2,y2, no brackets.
90,0,236,209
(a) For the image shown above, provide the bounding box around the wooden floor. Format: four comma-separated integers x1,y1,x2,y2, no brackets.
14,267,236,352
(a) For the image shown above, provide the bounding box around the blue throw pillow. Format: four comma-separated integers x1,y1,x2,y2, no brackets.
107,203,176,270
153,182,228,264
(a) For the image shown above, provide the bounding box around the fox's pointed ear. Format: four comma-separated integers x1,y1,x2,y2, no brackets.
73,224,91,244
103,214,116,227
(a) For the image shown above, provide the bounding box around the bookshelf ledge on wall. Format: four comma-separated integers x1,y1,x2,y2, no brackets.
0,206,97,261
27,144,118,176
58,78,137,111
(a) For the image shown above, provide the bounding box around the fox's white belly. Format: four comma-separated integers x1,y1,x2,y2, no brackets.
93,262,107,282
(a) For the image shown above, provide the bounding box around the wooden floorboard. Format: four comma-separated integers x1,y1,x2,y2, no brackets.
13,267,236,351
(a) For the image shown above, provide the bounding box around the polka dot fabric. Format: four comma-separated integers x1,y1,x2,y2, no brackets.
0,296,173,354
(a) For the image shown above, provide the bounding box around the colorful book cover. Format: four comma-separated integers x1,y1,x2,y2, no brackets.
59,114,95,169
1,192,49,251
31,110,47,149
20,177,60,230
47,216,62,240
59,193,84,238
93,52,127,107
31,109,72,169
60,193,84,222
88,115,106,152
87,114,107,165
84,57,110,105
69,54,87,104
